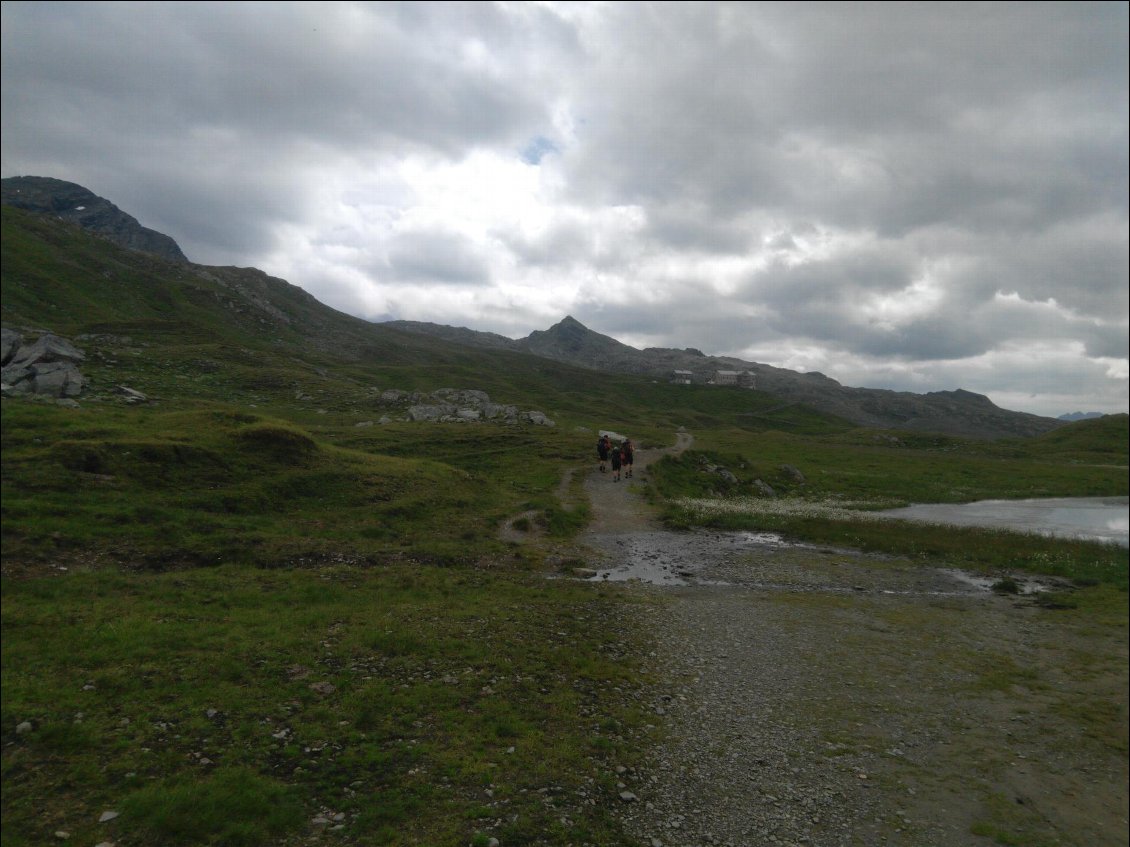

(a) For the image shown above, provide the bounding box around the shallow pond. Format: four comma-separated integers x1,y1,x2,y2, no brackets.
877,496,1129,547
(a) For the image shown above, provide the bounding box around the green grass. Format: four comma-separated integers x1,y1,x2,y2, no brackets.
1,563,652,846
3,201,1128,846
0,399,596,569
651,444,1128,588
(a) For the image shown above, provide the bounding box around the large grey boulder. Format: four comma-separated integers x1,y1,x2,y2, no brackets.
1,328,21,365
483,403,519,420
1,332,87,398
433,388,490,406
7,333,85,368
407,404,455,422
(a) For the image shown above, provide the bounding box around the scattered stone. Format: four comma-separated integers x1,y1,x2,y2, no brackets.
98,810,119,823
524,410,555,427
752,479,776,497
114,385,148,404
15,721,32,734
778,464,806,483
619,790,639,802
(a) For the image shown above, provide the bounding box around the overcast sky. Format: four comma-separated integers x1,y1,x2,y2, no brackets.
2,1,1127,417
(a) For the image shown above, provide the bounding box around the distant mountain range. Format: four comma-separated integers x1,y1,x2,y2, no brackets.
1058,412,1106,422
385,317,1063,439
1,175,1065,439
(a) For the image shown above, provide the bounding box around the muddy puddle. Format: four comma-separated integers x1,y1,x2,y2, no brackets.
582,528,1067,597
584,530,814,586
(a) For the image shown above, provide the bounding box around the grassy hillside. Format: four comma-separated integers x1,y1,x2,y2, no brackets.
3,204,1127,847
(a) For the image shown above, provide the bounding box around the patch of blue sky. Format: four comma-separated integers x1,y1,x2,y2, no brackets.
520,135,558,165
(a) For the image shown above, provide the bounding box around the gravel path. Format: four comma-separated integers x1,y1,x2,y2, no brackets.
572,434,1129,847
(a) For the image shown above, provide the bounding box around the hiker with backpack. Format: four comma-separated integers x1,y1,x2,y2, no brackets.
621,438,634,478
610,438,622,481
597,434,610,473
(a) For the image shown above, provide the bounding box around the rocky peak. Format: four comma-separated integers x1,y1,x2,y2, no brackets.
520,315,639,363
1,176,188,263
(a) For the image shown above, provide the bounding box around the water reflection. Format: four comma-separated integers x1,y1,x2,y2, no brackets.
877,497,1129,547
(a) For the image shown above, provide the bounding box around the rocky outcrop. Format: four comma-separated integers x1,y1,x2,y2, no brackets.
1,176,188,263
1,329,86,399
372,386,553,427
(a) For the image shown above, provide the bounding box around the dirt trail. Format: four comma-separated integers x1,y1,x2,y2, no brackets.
570,431,1129,847
582,430,692,536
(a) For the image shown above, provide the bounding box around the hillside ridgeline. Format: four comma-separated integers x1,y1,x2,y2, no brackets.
387,316,1062,439
3,174,1060,439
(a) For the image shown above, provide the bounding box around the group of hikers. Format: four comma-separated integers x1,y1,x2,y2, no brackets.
596,433,634,482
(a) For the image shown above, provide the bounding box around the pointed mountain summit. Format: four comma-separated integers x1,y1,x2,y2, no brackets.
519,315,639,362
1,175,188,263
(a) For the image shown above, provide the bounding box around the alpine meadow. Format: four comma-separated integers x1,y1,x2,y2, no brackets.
2,195,1127,847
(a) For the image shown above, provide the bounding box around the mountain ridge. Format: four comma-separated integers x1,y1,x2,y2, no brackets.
384,316,1063,439
1,175,1061,439
1,175,188,263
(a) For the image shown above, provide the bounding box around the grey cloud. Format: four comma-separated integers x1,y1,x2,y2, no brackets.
500,220,594,269
972,234,1130,318
643,203,755,254
1,2,557,152
563,1,1127,240
750,248,920,308
1,1,577,261
500,217,643,273
1,1,1124,416
386,230,490,286
573,283,779,355
1079,323,1130,361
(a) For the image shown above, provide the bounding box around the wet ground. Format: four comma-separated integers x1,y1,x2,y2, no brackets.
567,431,1128,847
584,527,1077,596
